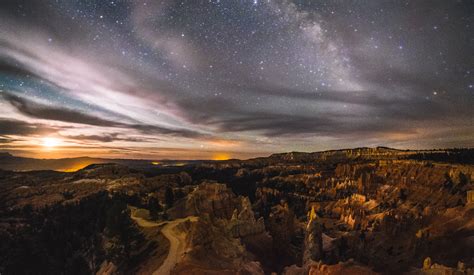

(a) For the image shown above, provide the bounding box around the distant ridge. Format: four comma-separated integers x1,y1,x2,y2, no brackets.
1,147,473,171
0,153,203,172
0,152,13,158
267,147,474,164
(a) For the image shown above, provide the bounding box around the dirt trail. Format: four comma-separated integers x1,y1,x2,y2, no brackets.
130,208,198,275
154,216,198,275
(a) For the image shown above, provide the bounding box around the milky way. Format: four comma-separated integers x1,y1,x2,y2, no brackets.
0,0,473,159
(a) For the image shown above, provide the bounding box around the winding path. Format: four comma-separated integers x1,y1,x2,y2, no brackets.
154,216,198,275
130,208,198,275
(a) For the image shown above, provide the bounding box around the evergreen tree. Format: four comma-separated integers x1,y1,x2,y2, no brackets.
165,187,174,208
148,197,161,220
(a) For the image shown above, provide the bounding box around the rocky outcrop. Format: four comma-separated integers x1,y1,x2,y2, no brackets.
308,260,378,275
238,261,265,275
303,214,323,270
170,182,265,232
96,261,117,275
267,202,297,268
78,163,135,179
189,183,235,219
406,258,472,274
169,182,238,219
228,197,265,238
173,215,265,274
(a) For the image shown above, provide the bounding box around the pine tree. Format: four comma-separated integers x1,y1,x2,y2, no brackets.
165,187,174,208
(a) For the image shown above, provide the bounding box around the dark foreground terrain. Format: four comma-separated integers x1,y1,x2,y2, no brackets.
1,147,473,274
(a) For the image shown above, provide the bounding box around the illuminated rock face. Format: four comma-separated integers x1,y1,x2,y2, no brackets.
423,257,432,270
467,190,474,204
184,182,237,219
229,197,265,237
303,218,323,267
307,205,317,227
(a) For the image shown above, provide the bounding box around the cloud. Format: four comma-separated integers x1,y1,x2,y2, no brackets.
0,118,58,136
63,133,146,143
0,59,38,78
0,137,14,143
173,79,450,138
2,93,209,139
2,93,122,127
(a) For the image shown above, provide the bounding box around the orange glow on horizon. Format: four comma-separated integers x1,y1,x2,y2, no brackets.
212,153,231,160
61,163,93,172
4,144,264,160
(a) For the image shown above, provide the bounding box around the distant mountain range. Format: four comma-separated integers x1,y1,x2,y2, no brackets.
0,152,139,172
1,147,473,172
0,152,202,172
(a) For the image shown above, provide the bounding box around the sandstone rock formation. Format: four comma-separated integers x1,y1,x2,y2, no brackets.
1,148,473,274
228,197,265,238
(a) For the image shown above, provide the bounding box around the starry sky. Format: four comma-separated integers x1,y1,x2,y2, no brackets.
0,0,473,160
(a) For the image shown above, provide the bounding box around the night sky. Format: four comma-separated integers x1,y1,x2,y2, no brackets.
0,0,473,159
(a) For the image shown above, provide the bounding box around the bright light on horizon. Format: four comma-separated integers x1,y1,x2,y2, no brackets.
42,137,60,148
212,153,231,160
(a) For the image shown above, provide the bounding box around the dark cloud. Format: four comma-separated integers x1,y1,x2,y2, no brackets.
64,133,148,143
2,93,122,127
2,93,208,139
203,110,418,137
0,118,57,136
0,137,14,144
175,86,445,137
129,124,207,139
0,60,36,78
